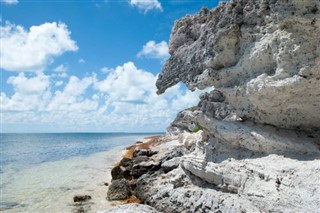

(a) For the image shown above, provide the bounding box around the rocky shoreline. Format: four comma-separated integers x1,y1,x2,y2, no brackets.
105,0,320,212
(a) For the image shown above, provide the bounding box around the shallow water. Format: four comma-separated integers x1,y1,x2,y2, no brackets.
0,133,156,212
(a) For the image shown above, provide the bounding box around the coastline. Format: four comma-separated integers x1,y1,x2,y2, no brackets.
70,135,164,213
2,136,156,213
1,148,124,213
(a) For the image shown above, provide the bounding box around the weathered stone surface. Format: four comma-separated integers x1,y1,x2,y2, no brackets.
111,165,131,180
161,157,181,173
120,158,133,169
132,156,149,164
105,204,160,213
131,160,161,178
156,0,320,132
130,133,320,213
107,179,131,201
106,1,320,212
128,0,320,212
133,148,158,158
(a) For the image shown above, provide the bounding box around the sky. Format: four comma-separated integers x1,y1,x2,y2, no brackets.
0,0,219,133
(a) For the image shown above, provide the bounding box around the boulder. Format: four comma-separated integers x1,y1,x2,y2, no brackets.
107,179,131,201
111,165,131,180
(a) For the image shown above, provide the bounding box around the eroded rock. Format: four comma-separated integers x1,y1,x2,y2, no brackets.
107,179,131,201
156,0,320,132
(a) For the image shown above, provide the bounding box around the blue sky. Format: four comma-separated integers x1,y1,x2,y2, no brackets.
1,0,219,133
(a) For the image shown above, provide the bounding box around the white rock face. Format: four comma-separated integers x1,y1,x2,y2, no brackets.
130,132,320,213
156,0,320,131
130,0,320,212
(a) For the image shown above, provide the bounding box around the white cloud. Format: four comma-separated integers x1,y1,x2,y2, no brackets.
47,75,95,112
78,58,86,64
8,73,50,94
100,67,114,73
138,40,169,60
95,62,155,101
1,62,207,132
0,22,78,72
2,73,51,112
54,64,67,73
55,81,64,87
1,0,18,5
130,0,162,13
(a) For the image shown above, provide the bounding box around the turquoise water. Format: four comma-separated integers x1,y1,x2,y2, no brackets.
0,133,160,212
1,133,157,173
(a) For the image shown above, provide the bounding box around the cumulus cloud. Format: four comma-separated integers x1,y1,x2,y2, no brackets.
95,62,155,101
138,41,169,60
0,22,78,72
130,0,162,13
1,0,18,5
8,73,50,94
1,62,207,132
47,75,95,112
2,73,51,112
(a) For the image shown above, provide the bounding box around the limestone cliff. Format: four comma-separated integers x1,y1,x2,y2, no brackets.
156,0,320,131
107,0,320,212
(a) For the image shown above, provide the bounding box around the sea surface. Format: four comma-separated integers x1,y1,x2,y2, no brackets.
0,133,159,212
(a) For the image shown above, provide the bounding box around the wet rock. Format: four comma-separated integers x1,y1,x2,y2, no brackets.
107,179,131,201
73,195,92,203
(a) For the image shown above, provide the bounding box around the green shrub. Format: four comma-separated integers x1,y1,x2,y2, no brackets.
192,124,203,133
188,106,198,111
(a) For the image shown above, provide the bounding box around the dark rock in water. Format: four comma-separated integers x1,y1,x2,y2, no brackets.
133,149,158,158
136,141,143,144
107,179,131,201
73,195,92,203
72,203,93,213
75,206,85,213
111,165,131,180
0,201,19,210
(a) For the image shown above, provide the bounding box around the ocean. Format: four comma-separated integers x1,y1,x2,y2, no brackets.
0,133,158,212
